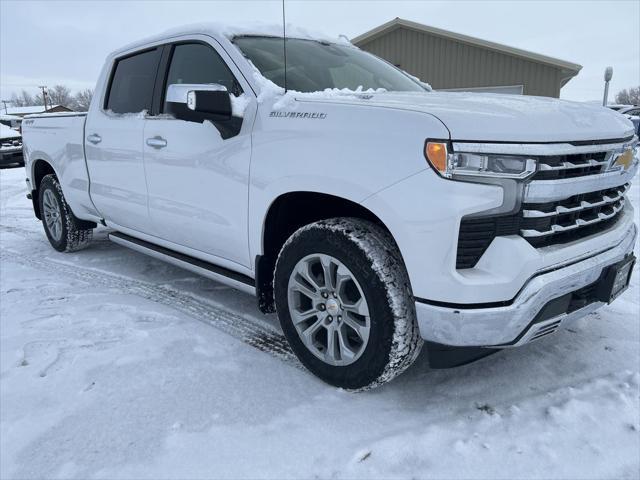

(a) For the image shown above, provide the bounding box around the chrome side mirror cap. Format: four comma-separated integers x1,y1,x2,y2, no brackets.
166,83,232,119
166,83,228,107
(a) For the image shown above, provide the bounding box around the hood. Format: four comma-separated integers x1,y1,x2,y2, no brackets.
0,124,21,140
299,91,635,143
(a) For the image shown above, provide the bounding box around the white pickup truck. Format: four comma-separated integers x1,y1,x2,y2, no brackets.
22,25,639,390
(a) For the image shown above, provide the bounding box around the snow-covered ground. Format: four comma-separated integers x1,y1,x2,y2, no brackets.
1,166,639,479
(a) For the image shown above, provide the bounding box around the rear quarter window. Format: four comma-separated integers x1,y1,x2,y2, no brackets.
106,48,161,114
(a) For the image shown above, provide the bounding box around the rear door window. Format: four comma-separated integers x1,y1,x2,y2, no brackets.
106,48,161,114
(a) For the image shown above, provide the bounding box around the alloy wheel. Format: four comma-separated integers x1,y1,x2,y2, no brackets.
43,189,63,241
287,253,371,366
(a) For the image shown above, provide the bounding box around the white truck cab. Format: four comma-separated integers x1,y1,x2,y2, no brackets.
21,24,639,389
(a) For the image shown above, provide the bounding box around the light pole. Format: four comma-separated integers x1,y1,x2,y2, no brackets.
603,67,613,106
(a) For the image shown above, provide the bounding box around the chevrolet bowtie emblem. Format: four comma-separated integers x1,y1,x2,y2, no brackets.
611,148,634,171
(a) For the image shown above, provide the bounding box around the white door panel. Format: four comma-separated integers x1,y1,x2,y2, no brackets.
143,116,252,267
85,112,153,233
84,46,161,234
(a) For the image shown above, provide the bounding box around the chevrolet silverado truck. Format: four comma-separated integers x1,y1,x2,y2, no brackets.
21,25,639,390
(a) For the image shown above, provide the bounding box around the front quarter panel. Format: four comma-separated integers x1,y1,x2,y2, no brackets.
248,98,451,258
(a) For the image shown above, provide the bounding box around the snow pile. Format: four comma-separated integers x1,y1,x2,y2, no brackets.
402,69,433,91
250,68,388,109
341,371,640,479
104,109,148,119
0,124,20,140
273,86,387,110
251,70,284,103
230,93,250,117
159,21,351,46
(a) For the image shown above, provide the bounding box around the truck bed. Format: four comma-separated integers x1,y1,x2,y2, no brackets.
22,112,100,222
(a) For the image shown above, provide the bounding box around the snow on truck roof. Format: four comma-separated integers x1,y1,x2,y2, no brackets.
112,22,350,57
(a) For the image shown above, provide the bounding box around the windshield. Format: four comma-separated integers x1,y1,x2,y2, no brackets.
233,36,426,93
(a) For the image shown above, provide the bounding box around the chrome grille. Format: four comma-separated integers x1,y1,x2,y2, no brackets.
456,137,637,269
456,184,629,268
520,184,627,242
521,200,624,238
532,152,609,180
522,183,629,218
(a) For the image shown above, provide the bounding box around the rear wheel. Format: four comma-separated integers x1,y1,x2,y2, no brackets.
274,218,423,390
38,174,93,252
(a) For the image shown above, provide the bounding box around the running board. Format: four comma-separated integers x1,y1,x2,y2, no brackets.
108,231,256,295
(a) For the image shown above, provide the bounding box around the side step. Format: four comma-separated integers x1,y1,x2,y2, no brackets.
108,231,256,295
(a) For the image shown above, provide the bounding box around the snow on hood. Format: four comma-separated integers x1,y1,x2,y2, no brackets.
295,91,636,143
0,124,21,140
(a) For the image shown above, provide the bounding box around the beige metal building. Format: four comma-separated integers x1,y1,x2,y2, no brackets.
352,18,582,98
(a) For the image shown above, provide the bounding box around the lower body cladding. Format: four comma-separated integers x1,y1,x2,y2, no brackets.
416,222,637,357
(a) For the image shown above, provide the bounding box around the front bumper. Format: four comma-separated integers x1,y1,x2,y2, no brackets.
415,220,637,347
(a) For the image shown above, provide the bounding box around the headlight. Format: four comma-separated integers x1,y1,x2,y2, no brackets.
425,141,537,180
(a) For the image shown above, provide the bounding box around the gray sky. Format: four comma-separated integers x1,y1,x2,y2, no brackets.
1,0,638,103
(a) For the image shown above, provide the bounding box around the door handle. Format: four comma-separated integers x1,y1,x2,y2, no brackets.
87,133,102,144
146,136,167,149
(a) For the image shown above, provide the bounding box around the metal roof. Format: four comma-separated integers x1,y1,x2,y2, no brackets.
3,105,62,115
351,18,582,74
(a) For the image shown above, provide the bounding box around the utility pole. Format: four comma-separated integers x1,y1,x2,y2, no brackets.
1,100,8,114
603,67,613,106
38,85,48,111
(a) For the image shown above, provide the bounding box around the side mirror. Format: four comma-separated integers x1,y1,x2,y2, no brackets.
166,84,232,119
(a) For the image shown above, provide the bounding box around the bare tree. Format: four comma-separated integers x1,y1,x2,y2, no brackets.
615,86,640,105
46,85,74,108
9,90,36,107
74,89,93,111
8,85,94,111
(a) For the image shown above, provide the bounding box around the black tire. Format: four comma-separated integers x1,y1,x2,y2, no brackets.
38,174,93,252
274,217,423,390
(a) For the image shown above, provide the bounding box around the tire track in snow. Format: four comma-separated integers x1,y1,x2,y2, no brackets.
0,239,299,367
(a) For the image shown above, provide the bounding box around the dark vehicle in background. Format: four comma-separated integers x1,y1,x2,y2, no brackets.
619,106,640,136
1,124,24,168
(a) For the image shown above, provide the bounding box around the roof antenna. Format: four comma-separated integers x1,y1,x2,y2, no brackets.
282,0,288,93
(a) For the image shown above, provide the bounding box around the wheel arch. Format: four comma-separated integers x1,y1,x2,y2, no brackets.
255,190,406,313
30,159,58,220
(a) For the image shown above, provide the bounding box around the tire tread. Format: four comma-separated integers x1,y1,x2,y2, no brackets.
275,217,423,390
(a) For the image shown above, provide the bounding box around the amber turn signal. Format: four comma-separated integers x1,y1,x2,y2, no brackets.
425,141,448,174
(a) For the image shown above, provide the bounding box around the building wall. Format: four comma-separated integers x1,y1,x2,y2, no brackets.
356,27,563,98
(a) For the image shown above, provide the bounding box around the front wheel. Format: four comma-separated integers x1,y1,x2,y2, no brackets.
38,174,93,252
274,218,423,390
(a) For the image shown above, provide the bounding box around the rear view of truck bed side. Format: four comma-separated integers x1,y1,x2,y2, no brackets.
22,113,101,225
